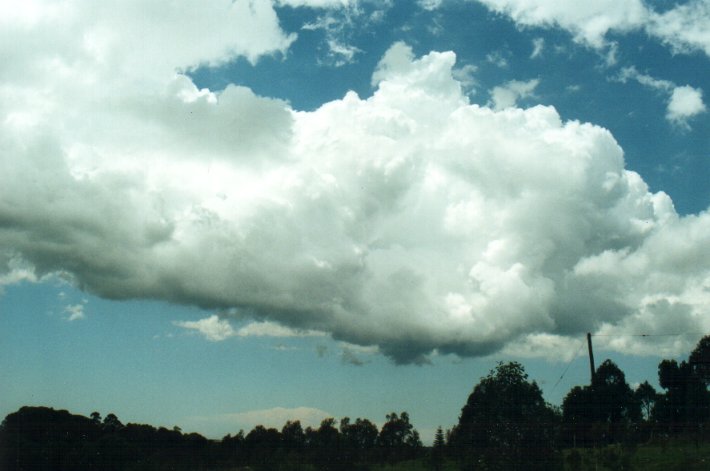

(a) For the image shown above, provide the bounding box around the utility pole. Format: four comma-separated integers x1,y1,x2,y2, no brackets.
587,332,595,383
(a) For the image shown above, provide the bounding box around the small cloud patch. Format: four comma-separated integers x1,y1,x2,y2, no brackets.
174,315,236,342
174,316,326,342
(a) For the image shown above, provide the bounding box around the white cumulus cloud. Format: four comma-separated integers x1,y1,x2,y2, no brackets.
473,0,649,48
2,1,710,364
467,0,710,58
647,0,710,56
666,85,707,127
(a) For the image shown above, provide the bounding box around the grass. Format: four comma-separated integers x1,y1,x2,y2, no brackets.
370,460,458,471
371,439,710,471
562,440,710,471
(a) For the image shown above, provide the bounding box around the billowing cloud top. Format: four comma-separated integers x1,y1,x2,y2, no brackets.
2,1,710,363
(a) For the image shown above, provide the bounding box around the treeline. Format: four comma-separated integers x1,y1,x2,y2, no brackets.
2,335,710,471
0,407,421,471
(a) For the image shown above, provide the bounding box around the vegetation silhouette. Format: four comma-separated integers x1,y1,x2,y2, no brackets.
449,361,559,470
3,335,710,470
562,359,641,447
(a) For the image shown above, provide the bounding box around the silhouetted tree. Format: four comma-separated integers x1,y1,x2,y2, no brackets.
282,419,305,452
689,335,710,384
655,353,710,437
377,411,422,464
635,381,658,421
451,362,555,470
340,417,378,451
309,418,343,470
219,430,245,466
632,380,659,442
562,359,641,447
244,425,283,469
561,384,593,447
430,426,446,471
338,417,379,469
593,360,641,441
102,413,123,431
450,362,558,471
89,411,101,425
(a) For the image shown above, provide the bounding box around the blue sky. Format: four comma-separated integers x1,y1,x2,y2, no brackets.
1,0,709,443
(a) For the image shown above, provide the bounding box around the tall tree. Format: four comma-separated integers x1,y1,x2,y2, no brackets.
450,362,558,471
282,420,305,450
562,359,640,446
244,425,282,469
340,417,378,451
655,339,710,436
377,412,422,464
592,360,642,423
635,381,658,421
339,417,379,468
430,426,446,471
689,335,710,385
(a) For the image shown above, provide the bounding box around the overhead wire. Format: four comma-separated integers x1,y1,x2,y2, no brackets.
549,331,707,393
589,332,706,337
550,338,586,392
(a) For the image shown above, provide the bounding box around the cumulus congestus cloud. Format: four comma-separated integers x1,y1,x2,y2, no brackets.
1,2,709,363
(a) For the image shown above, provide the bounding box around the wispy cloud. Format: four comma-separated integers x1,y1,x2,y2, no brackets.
488,78,540,110
302,2,385,66
485,50,509,68
341,347,367,366
452,64,478,95
530,37,545,58
64,303,86,322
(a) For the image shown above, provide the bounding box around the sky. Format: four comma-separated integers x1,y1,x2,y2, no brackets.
1,0,709,443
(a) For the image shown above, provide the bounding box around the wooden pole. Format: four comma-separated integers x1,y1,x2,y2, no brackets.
587,332,595,383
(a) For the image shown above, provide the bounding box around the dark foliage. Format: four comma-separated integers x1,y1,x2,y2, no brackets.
0,407,421,471
0,406,216,471
653,337,710,437
562,359,641,447
449,361,559,470
377,412,422,464
430,426,445,471
635,381,658,422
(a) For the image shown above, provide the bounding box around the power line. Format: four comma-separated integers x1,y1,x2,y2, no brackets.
550,338,586,392
590,332,707,337
549,331,708,393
